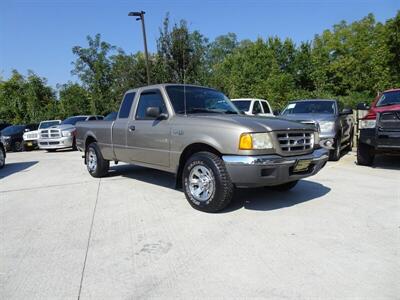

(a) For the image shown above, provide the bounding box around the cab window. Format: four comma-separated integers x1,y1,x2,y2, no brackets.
136,89,167,120
261,101,271,113
252,101,262,114
118,92,136,119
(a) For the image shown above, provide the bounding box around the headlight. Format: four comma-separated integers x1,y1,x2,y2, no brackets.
318,121,335,132
62,130,72,137
359,119,376,129
239,133,273,150
312,131,318,145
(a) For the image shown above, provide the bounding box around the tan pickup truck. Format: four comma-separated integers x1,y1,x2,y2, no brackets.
76,84,328,212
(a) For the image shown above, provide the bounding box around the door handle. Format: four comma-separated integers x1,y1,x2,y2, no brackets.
128,125,135,132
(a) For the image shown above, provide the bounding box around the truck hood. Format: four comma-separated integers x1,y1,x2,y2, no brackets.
279,113,336,122
186,114,315,131
50,124,75,131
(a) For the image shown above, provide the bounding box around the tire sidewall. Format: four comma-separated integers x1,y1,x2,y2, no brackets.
0,147,5,169
183,153,225,211
86,144,100,176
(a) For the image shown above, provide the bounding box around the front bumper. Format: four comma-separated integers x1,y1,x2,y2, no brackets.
359,128,400,152
222,148,329,188
23,139,38,148
38,136,73,149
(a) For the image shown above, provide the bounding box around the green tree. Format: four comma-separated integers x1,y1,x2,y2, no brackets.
58,82,90,118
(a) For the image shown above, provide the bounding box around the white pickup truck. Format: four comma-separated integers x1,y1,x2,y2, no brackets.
23,120,61,151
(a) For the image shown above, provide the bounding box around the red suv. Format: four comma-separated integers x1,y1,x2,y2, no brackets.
357,89,400,165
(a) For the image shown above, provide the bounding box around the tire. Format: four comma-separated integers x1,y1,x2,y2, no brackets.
270,180,299,191
13,141,23,152
72,138,77,151
182,151,234,213
329,135,342,161
86,142,109,178
0,147,5,169
345,131,354,151
357,142,374,166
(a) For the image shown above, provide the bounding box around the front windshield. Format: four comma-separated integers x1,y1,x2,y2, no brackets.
1,125,25,135
61,116,87,125
166,85,239,115
233,100,251,111
282,101,336,115
39,121,61,129
376,91,400,107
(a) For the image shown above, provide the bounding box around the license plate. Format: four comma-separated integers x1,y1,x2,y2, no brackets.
293,159,312,172
27,142,32,146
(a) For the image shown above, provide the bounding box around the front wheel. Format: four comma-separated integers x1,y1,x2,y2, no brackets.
182,152,234,213
357,142,374,166
329,135,342,161
86,142,109,178
0,147,5,169
13,141,23,152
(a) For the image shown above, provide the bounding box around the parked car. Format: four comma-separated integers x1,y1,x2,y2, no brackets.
0,124,38,152
357,89,400,165
0,139,5,168
23,120,61,151
231,98,274,117
38,115,102,152
280,99,354,161
76,84,328,212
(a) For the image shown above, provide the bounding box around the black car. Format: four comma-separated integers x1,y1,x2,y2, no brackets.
0,122,11,131
0,124,38,152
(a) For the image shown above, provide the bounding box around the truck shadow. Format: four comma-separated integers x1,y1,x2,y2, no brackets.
108,164,330,212
225,180,331,212
370,155,400,171
0,161,38,179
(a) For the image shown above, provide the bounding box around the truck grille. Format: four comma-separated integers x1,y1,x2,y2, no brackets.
276,131,314,153
26,133,38,139
378,111,400,131
40,129,61,139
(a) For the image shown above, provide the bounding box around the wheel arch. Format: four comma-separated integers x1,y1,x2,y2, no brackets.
175,143,222,189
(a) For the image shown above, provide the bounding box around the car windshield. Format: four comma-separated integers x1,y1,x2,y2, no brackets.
1,125,25,135
282,101,336,114
376,91,400,107
233,100,251,111
166,85,239,115
39,121,60,129
61,116,87,125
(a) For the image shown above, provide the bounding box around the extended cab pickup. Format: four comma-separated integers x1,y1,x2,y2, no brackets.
76,84,328,212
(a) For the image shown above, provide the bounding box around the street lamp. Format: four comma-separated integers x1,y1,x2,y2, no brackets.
128,11,150,85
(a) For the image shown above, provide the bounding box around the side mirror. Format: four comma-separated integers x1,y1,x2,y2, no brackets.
273,109,281,116
340,108,353,115
356,103,369,111
146,107,167,119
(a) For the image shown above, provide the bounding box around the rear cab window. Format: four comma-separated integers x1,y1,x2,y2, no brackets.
118,92,136,119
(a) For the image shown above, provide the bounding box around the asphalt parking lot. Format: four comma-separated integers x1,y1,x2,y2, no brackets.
1,150,399,299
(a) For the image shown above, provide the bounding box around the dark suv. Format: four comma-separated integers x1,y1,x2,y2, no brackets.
357,89,400,165
0,124,38,152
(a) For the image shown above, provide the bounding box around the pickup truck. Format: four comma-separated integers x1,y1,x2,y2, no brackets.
357,88,400,165
76,84,329,212
280,99,354,161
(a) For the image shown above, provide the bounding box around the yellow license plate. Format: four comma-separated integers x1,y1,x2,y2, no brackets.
27,142,33,146
293,159,312,172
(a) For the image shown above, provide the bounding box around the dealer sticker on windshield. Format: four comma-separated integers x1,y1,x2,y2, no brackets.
293,159,312,172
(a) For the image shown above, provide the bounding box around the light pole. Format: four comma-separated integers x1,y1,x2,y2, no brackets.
128,11,150,85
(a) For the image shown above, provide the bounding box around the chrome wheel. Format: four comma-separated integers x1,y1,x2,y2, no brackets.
87,148,97,172
188,165,215,202
0,149,4,168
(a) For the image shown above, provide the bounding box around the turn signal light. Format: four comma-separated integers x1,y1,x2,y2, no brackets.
239,133,253,150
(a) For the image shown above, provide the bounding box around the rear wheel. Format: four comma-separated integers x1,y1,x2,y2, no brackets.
345,130,354,151
357,142,374,166
182,151,234,213
270,180,299,191
86,142,109,178
72,137,77,151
